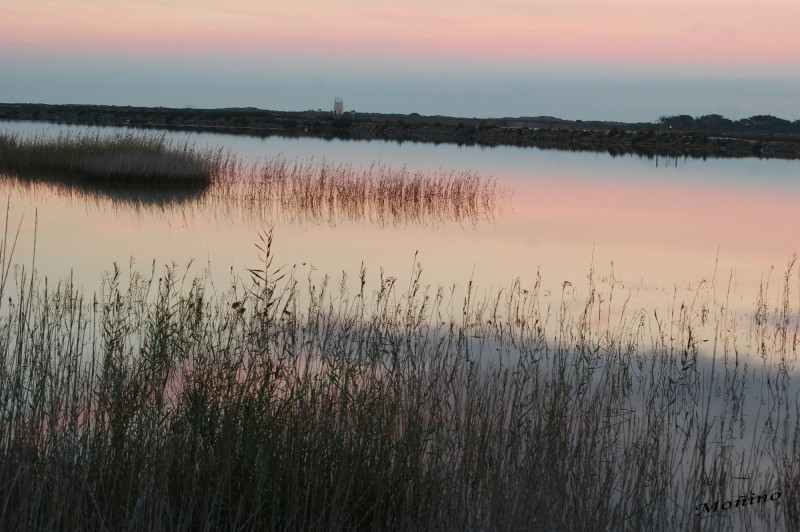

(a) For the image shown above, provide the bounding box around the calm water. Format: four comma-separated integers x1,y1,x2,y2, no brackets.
2,121,799,525
2,120,798,321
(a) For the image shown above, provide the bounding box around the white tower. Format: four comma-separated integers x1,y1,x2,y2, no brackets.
334,97,344,114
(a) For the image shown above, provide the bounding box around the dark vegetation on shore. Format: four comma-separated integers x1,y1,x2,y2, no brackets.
3,103,800,160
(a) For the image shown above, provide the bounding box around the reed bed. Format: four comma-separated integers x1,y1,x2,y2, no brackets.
0,131,231,186
1,130,505,226
0,225,798,530
219,157,507,226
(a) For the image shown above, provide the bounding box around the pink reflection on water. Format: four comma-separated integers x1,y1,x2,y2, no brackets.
0,130,797,327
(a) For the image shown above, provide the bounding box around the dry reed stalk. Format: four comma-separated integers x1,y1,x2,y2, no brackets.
0,227,796,529
214,156,507,227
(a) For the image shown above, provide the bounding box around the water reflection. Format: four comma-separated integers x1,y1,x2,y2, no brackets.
1,171,209,210
0,120,797,322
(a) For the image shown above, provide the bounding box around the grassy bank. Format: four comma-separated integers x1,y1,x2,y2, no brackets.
0,229,797,530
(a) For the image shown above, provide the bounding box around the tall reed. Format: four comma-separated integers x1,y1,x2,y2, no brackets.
0,227,797,530
202,155,506,227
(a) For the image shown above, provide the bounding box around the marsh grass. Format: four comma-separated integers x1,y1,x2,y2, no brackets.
1,131,506,226
221,156,507,226
0,131,228,186
0,222,797,530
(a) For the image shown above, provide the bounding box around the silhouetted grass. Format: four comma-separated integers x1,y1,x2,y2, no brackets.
0,221,797,529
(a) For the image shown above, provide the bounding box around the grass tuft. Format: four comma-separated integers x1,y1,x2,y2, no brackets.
0,131,226,186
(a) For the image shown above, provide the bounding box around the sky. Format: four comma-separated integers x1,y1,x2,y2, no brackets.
1,0,799,121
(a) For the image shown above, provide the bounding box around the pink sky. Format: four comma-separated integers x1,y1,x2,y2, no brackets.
3,0,799,119
3,0,800,65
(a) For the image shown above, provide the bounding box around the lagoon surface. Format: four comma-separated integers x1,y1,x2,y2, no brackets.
2,120,798,317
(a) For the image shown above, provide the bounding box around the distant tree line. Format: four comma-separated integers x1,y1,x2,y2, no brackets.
658,114,800,135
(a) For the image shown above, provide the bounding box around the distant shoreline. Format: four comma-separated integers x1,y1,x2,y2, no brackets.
2,103,800,160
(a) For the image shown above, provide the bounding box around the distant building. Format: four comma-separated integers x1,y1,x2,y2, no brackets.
333,97,344,115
